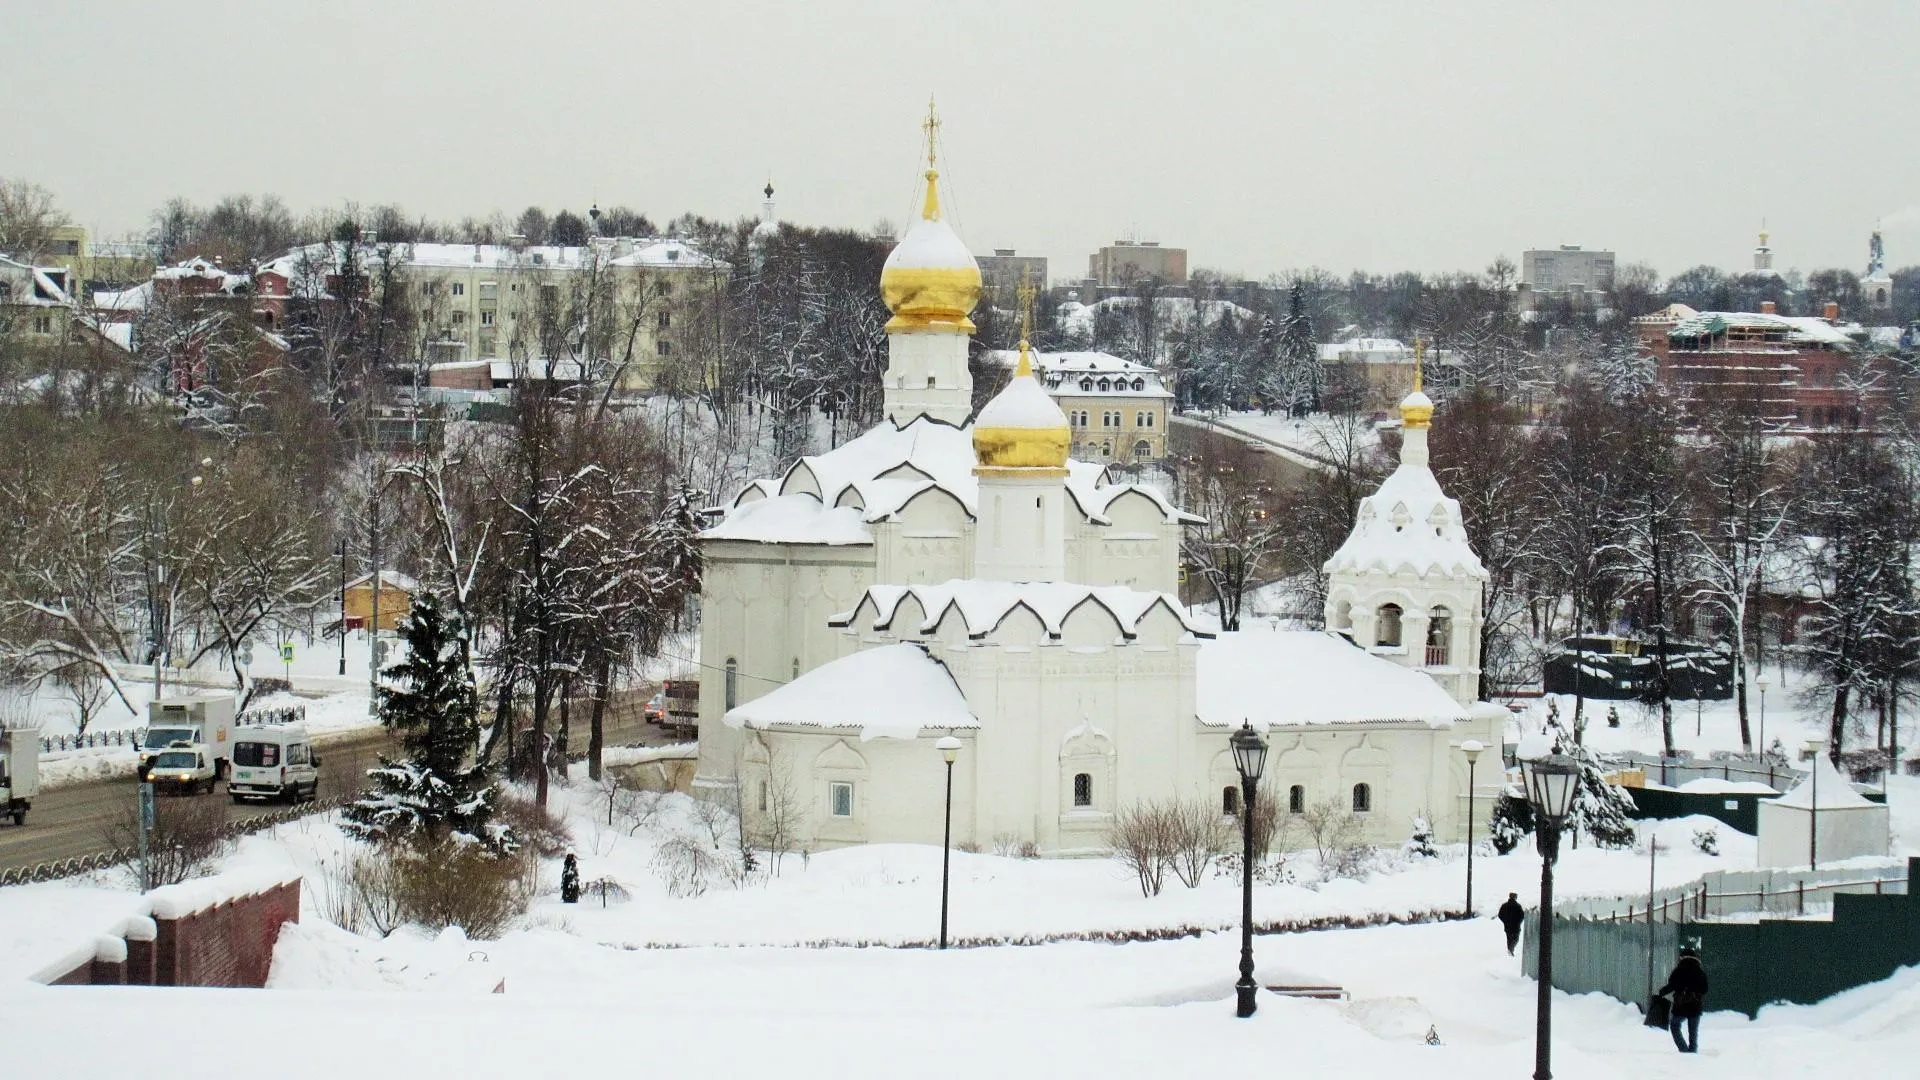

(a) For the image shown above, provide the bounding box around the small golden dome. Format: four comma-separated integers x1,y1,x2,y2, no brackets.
1400,390,1434,430
880,168,981,334
973,345,1070,469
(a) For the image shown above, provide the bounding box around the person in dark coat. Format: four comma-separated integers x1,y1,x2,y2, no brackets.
1496,892,1526,955
1657,947,1709,1053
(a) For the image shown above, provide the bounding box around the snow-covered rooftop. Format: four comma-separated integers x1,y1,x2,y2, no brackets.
724,642,976,740
1195,628,1467,728
1770,752,1881,810
1668,311,1861,348
1324,445,1485,580
703,494,874,546
345,570,419,592
833,579,1202,640
260,237,725,280
716,416,1197,540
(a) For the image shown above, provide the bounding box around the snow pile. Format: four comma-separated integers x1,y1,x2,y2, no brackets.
146,866,298,921
1673,778,1781,795
1197,628,1466,728
725,643,977,739
883,211,976,271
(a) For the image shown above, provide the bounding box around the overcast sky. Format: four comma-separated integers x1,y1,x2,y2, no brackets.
6,1,1918,282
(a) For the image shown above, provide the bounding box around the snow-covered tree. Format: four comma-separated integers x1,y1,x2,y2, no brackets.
1551,727,1636,849
1404,815,1438,859
344,591,514,854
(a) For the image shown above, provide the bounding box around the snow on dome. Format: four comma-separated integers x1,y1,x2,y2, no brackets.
1324,450,1486,580
1196,628,1467,729
724,643,977,740
879,168,981,333
973,368,1070,468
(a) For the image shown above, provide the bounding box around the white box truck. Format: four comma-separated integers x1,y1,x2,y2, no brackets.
0,727,37,826
142,694,236,781
228,725,321,803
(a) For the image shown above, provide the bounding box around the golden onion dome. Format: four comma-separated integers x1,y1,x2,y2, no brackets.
1400,389,1434,430
880,166,981,334
972,345,1071,470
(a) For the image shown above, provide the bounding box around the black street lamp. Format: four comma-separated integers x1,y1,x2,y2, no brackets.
937,735,962,949
336,539,349,676
1804,737,1823,871
1461,739,1485,917
1523,752,1580,1080
1230,720,1269,1018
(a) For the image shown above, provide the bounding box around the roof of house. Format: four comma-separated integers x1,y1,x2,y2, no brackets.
1324,450,1486,580
832,579,1204,639
345,570,419,592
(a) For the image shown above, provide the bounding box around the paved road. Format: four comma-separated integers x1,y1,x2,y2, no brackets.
0,687,682,874
0,727,396,873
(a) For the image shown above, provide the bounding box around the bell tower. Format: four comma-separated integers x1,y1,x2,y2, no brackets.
878,101,980,426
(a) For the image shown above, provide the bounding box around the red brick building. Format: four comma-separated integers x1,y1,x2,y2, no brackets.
1635,302,1889,430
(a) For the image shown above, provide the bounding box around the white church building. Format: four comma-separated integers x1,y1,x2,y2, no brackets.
692,123,1503,855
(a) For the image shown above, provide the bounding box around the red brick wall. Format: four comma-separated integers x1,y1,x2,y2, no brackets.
153,880,301,988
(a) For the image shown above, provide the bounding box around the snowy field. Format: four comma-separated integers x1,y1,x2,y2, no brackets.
1198,408,1387,465
2,776,1916,1079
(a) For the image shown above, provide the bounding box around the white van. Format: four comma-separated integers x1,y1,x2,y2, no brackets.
227,725,320,803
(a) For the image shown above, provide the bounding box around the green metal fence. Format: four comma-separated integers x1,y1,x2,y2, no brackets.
1523,857,1920,1017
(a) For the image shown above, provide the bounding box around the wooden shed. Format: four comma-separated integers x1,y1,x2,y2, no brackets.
343,570,418,632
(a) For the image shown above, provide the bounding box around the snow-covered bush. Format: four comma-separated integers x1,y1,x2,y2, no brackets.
1405,815,1439,859
1215,851,1294,886
1489,793,1533,855
1324,844,1378,881
653,834,724,898
390,839,536,939
1168,797,1230,889
1552,731,1637,849
1691,824,1720,856
1110,799,1177,897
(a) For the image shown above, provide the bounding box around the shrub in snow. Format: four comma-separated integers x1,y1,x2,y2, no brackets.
1606,705,1621,729
108,794,231,890
561,852,581,904
1216,852,1294,886
390,839,535,939
582,876,631,907
1489,792,1533,855
653,834,723,898
1691,825,1720,856
1301,798,1363,870
1404,815,1439,859
1109,799,1177,897
1325,844,1378,881
344,593,514,855
1168,797,1230,888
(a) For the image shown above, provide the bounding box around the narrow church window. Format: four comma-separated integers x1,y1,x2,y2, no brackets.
927,376,936,388
792,657,800,681
829,781,854,817
725,658,738,710
1222,786,1239,815
1073,772,1093,807
1288,784,1305,814
1377,604,1403,648
1351,782,1372,813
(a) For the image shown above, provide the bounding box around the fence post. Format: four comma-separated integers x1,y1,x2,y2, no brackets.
1797,881,1805,916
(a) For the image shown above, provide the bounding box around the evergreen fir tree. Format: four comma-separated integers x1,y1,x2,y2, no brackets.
1404,815,1439,858
344,591,515,854
561,852,581,903
1551,728,1637,849
1488,792,1534,854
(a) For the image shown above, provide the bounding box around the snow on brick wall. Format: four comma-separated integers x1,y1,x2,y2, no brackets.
154,879,300,988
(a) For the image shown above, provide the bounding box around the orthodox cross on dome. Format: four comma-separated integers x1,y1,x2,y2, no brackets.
921,97,943,221
1015,269,1037,376
1411,337,1425,395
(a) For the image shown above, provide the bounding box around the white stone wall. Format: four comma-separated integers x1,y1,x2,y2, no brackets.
883,330,973,425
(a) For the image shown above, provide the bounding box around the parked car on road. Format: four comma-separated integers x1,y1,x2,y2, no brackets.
643,691,667,724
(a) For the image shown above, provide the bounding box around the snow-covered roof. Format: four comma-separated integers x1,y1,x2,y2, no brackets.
487,358,586,383
99,322,133,351
833,579,1203,639
885,214,976,273
1668,311,1861,348
0,254,72,307
154,257,250,292
1324,445,1486,580
985,350,1174,400
1196,628,1467,728
607,238,726,270
1316,338,1464,366
716,416,1197,540
345,570,419,592
1055,296,1255,340
702,494,873,546
724,642,977,740
92,281,152,314
1769,752,1881,810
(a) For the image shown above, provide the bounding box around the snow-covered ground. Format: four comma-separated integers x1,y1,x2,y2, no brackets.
4,776,1917,1079
1511,668,1842,763
1197,408,1387,466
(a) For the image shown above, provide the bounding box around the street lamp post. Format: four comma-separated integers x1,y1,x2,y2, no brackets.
1230,720,1269,1019
936,735,963,950
336,540,348,677
1461,740,1485,917
1754,671,1771,767
1804,737,1823,871
1523,753,1580,1080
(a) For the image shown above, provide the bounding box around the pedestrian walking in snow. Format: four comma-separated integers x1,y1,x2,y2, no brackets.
1496,892,1526,955
1656,947,1709,1053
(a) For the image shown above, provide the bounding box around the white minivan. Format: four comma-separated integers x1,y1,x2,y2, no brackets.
228,725,321,803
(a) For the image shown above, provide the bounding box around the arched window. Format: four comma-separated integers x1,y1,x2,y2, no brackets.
724,658,738,710
1288,784,1305,814
1351,782,1372,813
1133,440,1152,459
1377,604,1403,648
926,375,936,388
791,657,800,681
1425,607,1451,666
1073,772,1093,807
1222,785,1240,815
